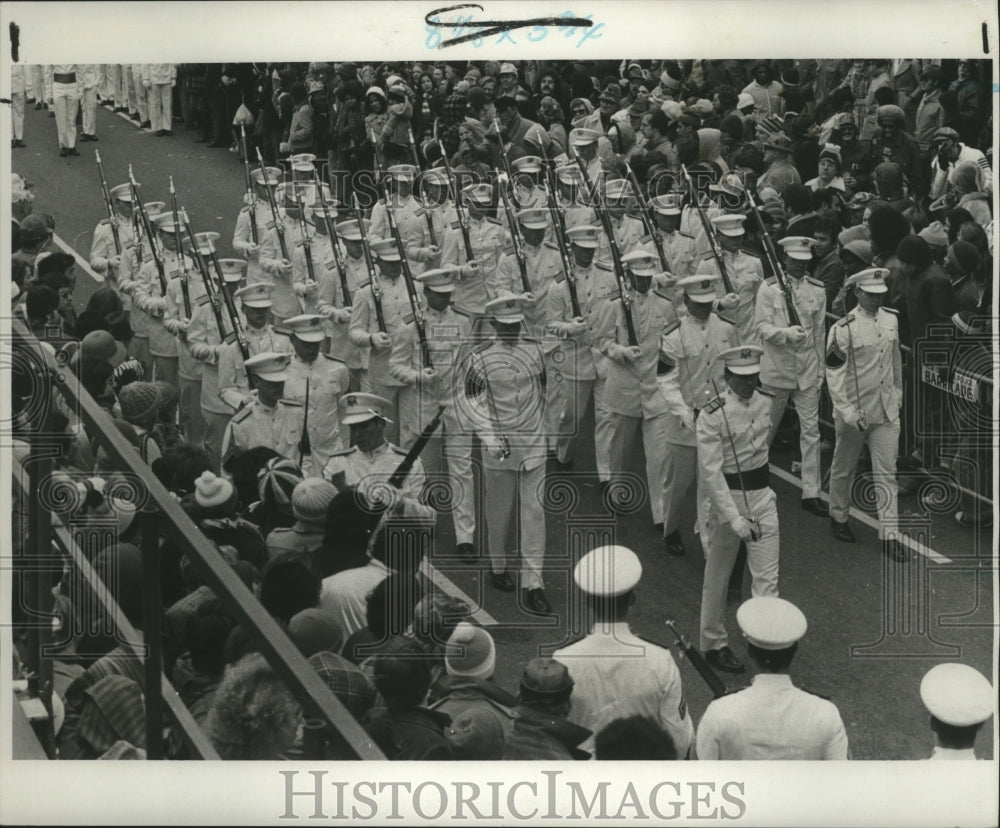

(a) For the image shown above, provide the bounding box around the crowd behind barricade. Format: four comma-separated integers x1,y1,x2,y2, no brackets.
7,57,996,763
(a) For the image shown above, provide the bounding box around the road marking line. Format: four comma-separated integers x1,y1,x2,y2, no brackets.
113,109,153,133
51,232,105,284
769,463,953,564
420,559,497,626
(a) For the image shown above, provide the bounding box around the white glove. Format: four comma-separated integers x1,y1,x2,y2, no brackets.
108,254,122,272
521,291,536,305
244,242,261,257
277,259,294,277
730,516,756,542
567,317,588,337
482,433,507,460
844,408,867,432
330,307,351,324
416,246,440,262
301,280,319,296
610,344,641,364
461,261,480,280
370,331,391,350
786,325,808,346
718,292,740,311
279,141,290,154
679,408,695,431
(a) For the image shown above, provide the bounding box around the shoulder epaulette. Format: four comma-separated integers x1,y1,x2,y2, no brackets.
806,276,824,288
279,398,303,407
543,240,560,251
449,306,470,317
757,388,774,398
679,231,695,239
390,445,409,456
231,405,253,423
98,217,111,226
881,306,898,314
604,289,623,301
485,216,502,225
765,276,778,286
595,260,613,271
322,352,346,363
358,280,371,289
653,290,672,303
835,313,855,327
715,314,736,326
703,395,725,414
402,312,415,325
701,252,715,260
800,686,831,701
662,320,681,337
327,446,356,458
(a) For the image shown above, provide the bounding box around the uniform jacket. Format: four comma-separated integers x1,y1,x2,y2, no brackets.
755,275,826,390
825,307,902,426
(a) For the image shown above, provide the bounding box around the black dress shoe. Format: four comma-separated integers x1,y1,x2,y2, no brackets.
68,147,80,156
882,539,908,563
553,457,574,473
705,646,745,674
523,588,552,615
140,120,152,129
801,497,829,517
155,129,165,137
490,571,515,592
456,542,477,562
831,518,855,543
207,140,230,148
13,139,26,148
663,529,686,557
129,112,140,121
162,129,173,137
59,147,68,157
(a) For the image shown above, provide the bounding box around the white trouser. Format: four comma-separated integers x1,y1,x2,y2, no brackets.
609,411,668,525
556,376,613,481
52,81,80,148
81,86,98,135
829,415,899,539
11,90,25,139
416,413,477,546
484,460,546,589
764,383,822,499
149,83,173,132
661,442,697,536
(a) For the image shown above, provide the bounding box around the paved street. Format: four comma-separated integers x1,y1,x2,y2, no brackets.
12,100,995,761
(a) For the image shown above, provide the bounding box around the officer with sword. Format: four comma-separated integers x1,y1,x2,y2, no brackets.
696,345,780,674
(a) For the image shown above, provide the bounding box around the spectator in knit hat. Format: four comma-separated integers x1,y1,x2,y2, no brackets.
595,715,678,760
806,144,847,206
833,114,874,193
342,573,422,665
236,453,301,537
117,381,163,465
187,470,269,569
260,550,321,625
873,161,916,219
870,103,925,196
918,221,950,263
757,133,801,200
287,607,344,657
429,623,516,737
363,635,452,760
150,379,185,453
265,478,337,558
207,653,301,760
943,240,984,312
503,657,591,760
309,650,376,719
445,707,506,760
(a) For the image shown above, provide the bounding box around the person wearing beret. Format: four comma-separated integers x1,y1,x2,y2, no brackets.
696,597,849,759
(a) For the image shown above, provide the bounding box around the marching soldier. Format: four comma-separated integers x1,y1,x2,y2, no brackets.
657,274,739,556
755,236,829,517
441,182,507,317
388,267,476,556
406,168,457,271
462,296,550,614
369,164,425,255
554,165,598,230
232,164,281,285
696,596,850,759
640,193,698,284
547,225,617,481
163,229,212,448
347,237,415,440
510,155,549,214
495,207,564,449
221,352,301,468
217,282,294,412
282,314,351,477
134,212,190,387
45,64,81,156
599,250,678,526
322,392,436,523
568,128,604,183
701,213,765,343
188,257,248,470
89,182,136,296
696,345,780,675
553,545,695,759
597,178,645,261
919,663,994,760
259,179,314,325
116,197,166,381
825,268,907,562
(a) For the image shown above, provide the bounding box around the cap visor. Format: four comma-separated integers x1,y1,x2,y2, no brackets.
727,366,761,375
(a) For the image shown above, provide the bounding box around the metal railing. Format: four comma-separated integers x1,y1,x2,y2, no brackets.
8,318,385,759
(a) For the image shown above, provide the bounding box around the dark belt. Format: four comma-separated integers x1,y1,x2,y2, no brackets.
724,465,769,491
53,73,76,83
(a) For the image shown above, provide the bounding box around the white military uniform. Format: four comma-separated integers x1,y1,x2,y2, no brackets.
217,323,293,410
441,210,507,316
826,306,902,539
282,351,351,477
641,227,698,281
697,379,780,653
755,273,827,499
702,248,765,343
657,306,738,538
221,395,302,466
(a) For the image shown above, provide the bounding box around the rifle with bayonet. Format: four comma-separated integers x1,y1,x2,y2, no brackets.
434,118,475,262
181,216,229,346
538,145,581,318
664,621,730,699
298,379,311,466
292,182,318,300
168,177,193,318
128,165,167,294
624,159,669,274
256,147,288,260
352,193,387,334
313,169,351,308
204,235,251,365
408,126,440,249
240,125,260,245
384,198,433,369
748,193,801,328
494,168,532,295
94,150,122,255
387,405,445,488
681,164,734,294
491,116,519,206
574,155,638,347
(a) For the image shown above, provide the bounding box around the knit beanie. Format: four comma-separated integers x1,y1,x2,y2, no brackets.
118,381,162,425
896,234,932,268
946,240,981,274
292,478,338,524
444,622,496,680
194,471,239,517
152,380,179,412
467,85,488,110
918,221,949,249
72,330,116,367
840,238,873,265
757,114,784,136
877,104,906,125
257,457,304,514
445,707,505,760
818,143,842,171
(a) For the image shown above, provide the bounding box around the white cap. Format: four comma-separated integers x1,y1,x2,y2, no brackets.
621,250,657,276
244,351,291,382
718,345,764,375
486,295,526,323
920,663,995,726
778,236,816,261
573,545,642,596
284,314,326,342
679,274,721,302
711,213,747,237
565,225,601,249
737,597,808,650
339,392,392,425
650,193,683,215
846,267,890,294
235,281,274,308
